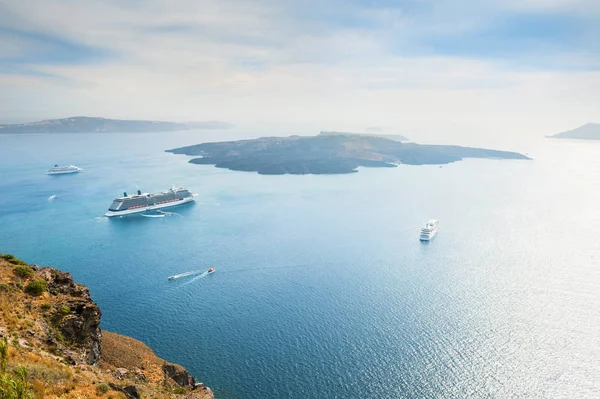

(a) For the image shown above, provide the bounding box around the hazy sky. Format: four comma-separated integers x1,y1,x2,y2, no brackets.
1,0,599,143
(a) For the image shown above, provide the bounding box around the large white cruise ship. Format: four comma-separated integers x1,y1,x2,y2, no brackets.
419,219,439,241
105,187,196,217
47,164,83,175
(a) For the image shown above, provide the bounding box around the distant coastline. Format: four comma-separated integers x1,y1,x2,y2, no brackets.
0,116,233,134
546,123,600,140
167,131,530,175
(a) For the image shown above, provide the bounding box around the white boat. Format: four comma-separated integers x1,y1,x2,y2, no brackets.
105,187,196,217
47,164,83,175
420,219,439,241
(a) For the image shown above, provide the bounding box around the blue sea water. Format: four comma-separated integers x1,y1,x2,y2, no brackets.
1,132,599,398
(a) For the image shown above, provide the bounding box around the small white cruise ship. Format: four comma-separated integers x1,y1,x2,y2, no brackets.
420,219,439,241
47,164,83,175
105,187,196,217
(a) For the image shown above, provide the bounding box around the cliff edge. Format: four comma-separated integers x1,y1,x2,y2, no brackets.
0,253,214,399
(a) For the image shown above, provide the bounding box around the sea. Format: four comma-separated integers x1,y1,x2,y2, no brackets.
0,131,599,399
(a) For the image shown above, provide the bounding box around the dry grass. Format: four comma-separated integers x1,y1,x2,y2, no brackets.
101,331,167,385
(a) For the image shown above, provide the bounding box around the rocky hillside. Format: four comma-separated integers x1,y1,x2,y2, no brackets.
0,253,214,399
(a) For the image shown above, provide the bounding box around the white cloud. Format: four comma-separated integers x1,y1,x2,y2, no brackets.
0,0,598,145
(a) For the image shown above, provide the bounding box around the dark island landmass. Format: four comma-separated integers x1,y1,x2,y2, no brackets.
547,123,600,140
0,116,233,134
167,131,530,175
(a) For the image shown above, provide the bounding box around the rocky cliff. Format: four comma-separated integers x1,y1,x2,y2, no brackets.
0,253,214,399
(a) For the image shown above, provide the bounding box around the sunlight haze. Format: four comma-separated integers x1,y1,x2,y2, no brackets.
1,0,599,144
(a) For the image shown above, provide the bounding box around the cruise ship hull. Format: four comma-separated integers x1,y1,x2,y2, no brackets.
47,169,82,175
419,231,437,241
419,219,439,241
105,196,195,217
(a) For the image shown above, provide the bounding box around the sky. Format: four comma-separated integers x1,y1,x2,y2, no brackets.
1,0,599,144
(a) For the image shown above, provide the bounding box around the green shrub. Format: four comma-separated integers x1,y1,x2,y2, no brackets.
0,367,32,399
0,283,11,293
11,260,28,266
13,266,34,279
40,303,51,311
96,383,111,394
58,306,71,315
54,331,66,345
0,336,8,373
25,280,46,297
2,254,28,267
172,387,187,394
0,340,32,398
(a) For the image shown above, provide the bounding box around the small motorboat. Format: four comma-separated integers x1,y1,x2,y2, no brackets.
168,276,176,280
207,267,215,273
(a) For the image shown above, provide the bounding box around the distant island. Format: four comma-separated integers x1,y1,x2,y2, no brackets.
547,123,600,140
0,116,233,134
167,131,530,175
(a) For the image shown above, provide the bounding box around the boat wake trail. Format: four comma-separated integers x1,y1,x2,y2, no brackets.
168,270,204,280
48,195,56,201
141,210,182,218
177,271,210,287
160,211,182,217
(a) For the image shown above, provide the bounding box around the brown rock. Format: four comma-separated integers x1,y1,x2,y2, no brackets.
115,367,129,378
108,383,141,399
38,267,102,365
123,385,140,399
163,362,196,387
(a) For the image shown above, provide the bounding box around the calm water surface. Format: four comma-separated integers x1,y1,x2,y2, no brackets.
0,132,599,398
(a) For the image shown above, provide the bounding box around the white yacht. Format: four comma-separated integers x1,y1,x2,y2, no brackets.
105,187,196,217
420,219,439,241
47,164,83,175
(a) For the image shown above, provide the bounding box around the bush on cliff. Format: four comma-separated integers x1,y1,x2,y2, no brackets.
0,367,32,399
25,280,47,297
1,254,28,266
58,305,71,315
0,337,32,398
96,383,110,394
0,337,7,373
13,265,33,279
